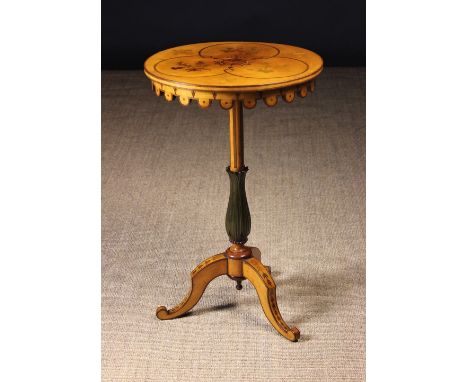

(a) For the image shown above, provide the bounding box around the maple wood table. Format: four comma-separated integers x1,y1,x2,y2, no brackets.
144,42,323,341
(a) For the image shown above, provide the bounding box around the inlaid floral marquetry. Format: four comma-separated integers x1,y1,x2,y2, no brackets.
144,42,323,109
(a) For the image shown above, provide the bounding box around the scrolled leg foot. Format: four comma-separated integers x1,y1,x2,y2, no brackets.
156,253,227,320
243,257,300,341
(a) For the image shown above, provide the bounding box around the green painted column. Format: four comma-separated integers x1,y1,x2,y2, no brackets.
225,166,251,244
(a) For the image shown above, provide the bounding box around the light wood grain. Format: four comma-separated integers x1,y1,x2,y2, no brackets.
229,101,243,171
243,257,300,341
156,254,227,319
144,42,323,109
157,247,299,341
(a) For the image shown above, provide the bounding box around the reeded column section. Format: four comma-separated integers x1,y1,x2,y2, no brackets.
225,167,251,244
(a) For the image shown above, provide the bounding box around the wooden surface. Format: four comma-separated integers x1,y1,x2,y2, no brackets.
229,101,244,171
243,256,300,341
144,42,323,109
156,247,300,341
146,42,320,341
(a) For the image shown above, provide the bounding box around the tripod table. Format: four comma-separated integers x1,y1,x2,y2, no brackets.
144,42,323,341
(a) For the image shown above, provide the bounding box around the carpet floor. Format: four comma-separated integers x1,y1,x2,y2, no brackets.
102,68,365,381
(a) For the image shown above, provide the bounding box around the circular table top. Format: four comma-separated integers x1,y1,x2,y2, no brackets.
144,42,323,109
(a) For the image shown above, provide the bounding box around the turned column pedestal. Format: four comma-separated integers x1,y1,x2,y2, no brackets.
156,101,300,341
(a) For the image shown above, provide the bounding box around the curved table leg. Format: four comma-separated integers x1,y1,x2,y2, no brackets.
156,253,228,320
250,247,271,274
243,257,300,341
